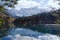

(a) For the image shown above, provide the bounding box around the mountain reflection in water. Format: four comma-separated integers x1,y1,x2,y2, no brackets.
0,24,60,40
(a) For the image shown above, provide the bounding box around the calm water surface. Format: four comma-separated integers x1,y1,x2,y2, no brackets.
0,24,60,40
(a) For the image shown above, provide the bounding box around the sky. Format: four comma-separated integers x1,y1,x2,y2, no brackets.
14,0,60,10
0,0,60,17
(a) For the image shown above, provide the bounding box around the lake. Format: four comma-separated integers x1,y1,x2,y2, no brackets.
0,24,60,40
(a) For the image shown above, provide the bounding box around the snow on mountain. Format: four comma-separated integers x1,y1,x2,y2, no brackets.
0,0,60,17
7,7,48,17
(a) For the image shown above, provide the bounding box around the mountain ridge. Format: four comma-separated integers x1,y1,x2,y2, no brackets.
14,9,60,25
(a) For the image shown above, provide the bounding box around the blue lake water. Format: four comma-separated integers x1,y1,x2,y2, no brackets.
1,24,60,40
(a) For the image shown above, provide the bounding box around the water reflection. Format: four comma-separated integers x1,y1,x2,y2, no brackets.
14,24,60,35
0,24,10,38
0,23,15,39
0,24,60,39
1,24,60,40
8,28,44,38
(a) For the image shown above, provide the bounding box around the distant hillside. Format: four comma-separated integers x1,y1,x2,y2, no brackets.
14,9,60,25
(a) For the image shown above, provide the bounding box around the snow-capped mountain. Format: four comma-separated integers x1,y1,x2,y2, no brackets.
5,0,60,17
7,7,50,17
0,0,60,17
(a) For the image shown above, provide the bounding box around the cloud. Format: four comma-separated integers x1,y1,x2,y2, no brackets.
38,0,60,10
4,0,60,17
47,0,60,10
15,0,40,10
14,0,60,10
0,0,60,10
